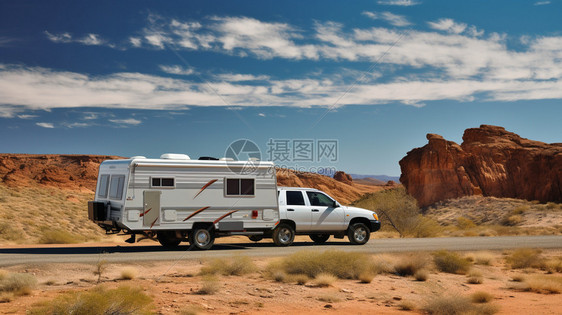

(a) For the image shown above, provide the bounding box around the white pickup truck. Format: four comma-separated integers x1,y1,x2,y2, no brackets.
253,187,381,246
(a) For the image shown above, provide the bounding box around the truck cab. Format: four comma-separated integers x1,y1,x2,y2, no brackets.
276,187,381,245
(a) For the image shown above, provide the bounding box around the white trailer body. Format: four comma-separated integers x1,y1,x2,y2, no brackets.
88,155,279,249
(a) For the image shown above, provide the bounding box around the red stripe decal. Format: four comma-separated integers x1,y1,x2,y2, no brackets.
213,210,239,224
150,217,158,229
139,208,151,217
193,179,218,199
183,206,210,221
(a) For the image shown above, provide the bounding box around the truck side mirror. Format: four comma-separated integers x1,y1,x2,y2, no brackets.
332,201,338,208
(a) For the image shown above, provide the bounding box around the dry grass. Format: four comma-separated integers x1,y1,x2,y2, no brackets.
317,294,341,303
398,300,416,311
313,273,337,287
467,270,483,284
505,248,544,269
120,267,138,280
456,216,476,229
29,285,153,315
267,250,378,280
0,185,105,244
0,272,37,296
544,256,562,273
424,295,499,315
501,214,523,226
518,275,562,294
414,269,429,281
358,272,375,283
471,291,493,303
433,250,472,274
197,275,220,295
468,251,496,266
39,229,82,244
393,253,430,276
200,256,257,276
93,260,108,283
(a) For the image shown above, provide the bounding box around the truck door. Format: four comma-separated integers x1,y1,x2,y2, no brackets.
143,190,161,227
280,190,311,231
306,191,345,231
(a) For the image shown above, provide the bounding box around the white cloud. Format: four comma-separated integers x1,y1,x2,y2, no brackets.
0,36,16,47
109,118,142,125
129,37,142,47
17,114,38,119
428,18,467,34
258,113,266,117
534,1,550,5
63,122,92,128
159,65,195,75
45,31,72,43
377,0,420,6
362,11,412,27
45,31,109,47
78,33,104,45
216,73,270,81
36,122,54,128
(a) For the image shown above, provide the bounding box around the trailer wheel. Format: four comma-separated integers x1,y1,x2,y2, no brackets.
248,235,263,242
157,231,181,248
347,223,370,245
309,234,330,244
272,223,295,246
189,227,215,250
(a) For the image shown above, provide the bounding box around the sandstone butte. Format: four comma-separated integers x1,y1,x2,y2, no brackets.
0,154,383,205
399,125,562,208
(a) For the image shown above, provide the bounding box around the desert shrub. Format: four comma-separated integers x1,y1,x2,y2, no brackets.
288,274,309,285
120,267,138,280
394,253,430,276
39,229,81,244
505,248,544,269
544,256,562,273
501,214,522,226
511,275,525,282
471,291,493,303
200,256,256,276
456,217,476,229
467,270,483,284
414,270,429,281
197,275,220,295
274,250,376,280
470,252,495,266
313,273,337,287
520,275,562,294
272,271,285,282
358,271,375,283
0,221,24,241
0,270,8,281
433,250,471,274
317,294,341,303
512,205,529,214
0,273,37,295
352,187,435,237
424,296,498,315
398,300,416,311
94,260,108,283
29,285,153,315
546,202,557,210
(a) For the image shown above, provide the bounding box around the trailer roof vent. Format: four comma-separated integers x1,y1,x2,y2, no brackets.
198,156,219,160
160,153,191,160
248,157,260,161
130,156,147,159
219,157,234,161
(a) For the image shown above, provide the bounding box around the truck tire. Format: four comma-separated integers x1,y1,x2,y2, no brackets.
309,234,330,244
248,235,263,242
189,227,215,250
347,223,370,245
272,223,295,246
157,231,181,248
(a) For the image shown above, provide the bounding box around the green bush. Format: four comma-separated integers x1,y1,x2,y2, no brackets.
29,285,153,315
433,250,471,274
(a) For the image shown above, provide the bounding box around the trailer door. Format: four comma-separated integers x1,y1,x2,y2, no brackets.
143,190,161,227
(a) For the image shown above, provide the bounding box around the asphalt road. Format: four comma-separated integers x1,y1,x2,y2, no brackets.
1,235,561,266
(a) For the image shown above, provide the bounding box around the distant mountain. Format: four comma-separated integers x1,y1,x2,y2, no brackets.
349,174,401,183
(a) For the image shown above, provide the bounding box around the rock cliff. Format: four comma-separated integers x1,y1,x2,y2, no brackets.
399,125,562,207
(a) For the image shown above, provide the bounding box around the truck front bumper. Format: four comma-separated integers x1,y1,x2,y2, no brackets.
369,220,381,232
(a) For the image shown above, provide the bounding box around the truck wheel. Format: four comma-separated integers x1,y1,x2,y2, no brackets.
347,223,370,245
157,231,181,248
248,235,263,242
272,223,295,246
189,228,215,250
309,234,330,244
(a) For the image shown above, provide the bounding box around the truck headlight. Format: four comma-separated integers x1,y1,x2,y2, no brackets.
372,212,379,221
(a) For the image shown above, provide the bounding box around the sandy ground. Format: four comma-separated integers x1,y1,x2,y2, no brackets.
1,248,561,314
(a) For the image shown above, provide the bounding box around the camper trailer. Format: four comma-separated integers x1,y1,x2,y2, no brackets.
88,154,280,250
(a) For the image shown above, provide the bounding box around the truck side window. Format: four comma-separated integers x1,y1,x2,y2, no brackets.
306,192,334,207
109,175,125,200
98,174,110,198
286,191,305,205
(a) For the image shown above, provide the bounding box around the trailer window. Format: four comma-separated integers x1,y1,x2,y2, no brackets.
226,178,255,196
286,191,305,205
97,175,110,198
151,177,175,188
109,175,125,200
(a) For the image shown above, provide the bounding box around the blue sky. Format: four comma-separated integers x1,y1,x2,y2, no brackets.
1,0,561,176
